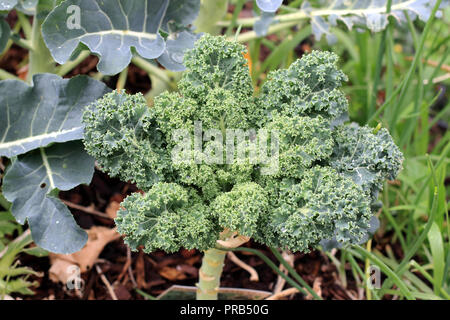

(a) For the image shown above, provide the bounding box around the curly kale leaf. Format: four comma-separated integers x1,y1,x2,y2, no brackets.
265,113,334,179
179,34,254,102
211,182,269,237
116,183,218,253
331,123,404,199
83,91,172,190
260,50,349,127
259,167,372,252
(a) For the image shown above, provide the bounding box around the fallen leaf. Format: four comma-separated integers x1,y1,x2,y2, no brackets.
185,255,201,266
49,226,121,284
158,266,187,281
105,201,121,219
176,264,198,278
113,283,132,300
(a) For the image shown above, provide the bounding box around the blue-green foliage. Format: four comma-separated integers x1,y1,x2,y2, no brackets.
83,35,403,253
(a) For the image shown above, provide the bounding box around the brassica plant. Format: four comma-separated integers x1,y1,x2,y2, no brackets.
0,0,444,257
82,34,403,300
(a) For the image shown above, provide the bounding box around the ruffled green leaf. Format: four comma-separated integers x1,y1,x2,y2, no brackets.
211,182,269,237
331,123,404,198
260,50,349,127
83,91,172,190
116,183,217,253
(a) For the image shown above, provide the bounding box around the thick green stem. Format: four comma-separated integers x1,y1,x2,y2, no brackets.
194,0,228,35
0,69,20,81
27,7,55,82
56,50,90,76
196,247,227,300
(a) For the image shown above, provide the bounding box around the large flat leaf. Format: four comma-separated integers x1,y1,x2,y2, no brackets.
0,73,109,158
256,0,282,13
41,0,157,75
157,31,201,71
3,141,93,254
42,0,169,75
0,0,18,11
161,0,200,32
42,0,201,74
0,0,38,13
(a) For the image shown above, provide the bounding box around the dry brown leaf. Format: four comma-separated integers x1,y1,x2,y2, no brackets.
176,264,198,278
49,226,120,284
105,201,121,219
180,248,196,258
113,283,132,300
158,266,187,281
185,255,201,266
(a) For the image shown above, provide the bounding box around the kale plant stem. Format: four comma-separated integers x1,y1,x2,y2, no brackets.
196,247,227,300
194,0,228,34
27,4,55,82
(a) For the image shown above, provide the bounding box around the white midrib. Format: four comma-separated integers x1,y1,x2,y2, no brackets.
0,127,82,151
40,147,55,189
79,29,158,41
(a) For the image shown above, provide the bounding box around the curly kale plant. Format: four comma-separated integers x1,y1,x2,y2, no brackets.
82,34,403,299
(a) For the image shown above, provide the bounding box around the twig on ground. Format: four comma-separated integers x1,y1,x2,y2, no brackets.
227,251,259,281
95,264,118,300
273,250,294,294
305,278,323,300
266,287,299,300
404,56,450,72
116,246,132,283
62,200,112,220
127,247,138,288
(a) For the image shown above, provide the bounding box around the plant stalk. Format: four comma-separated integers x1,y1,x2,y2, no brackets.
194,0,228,35
196,229,249,300
27,5,55,82
196,247,227,300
